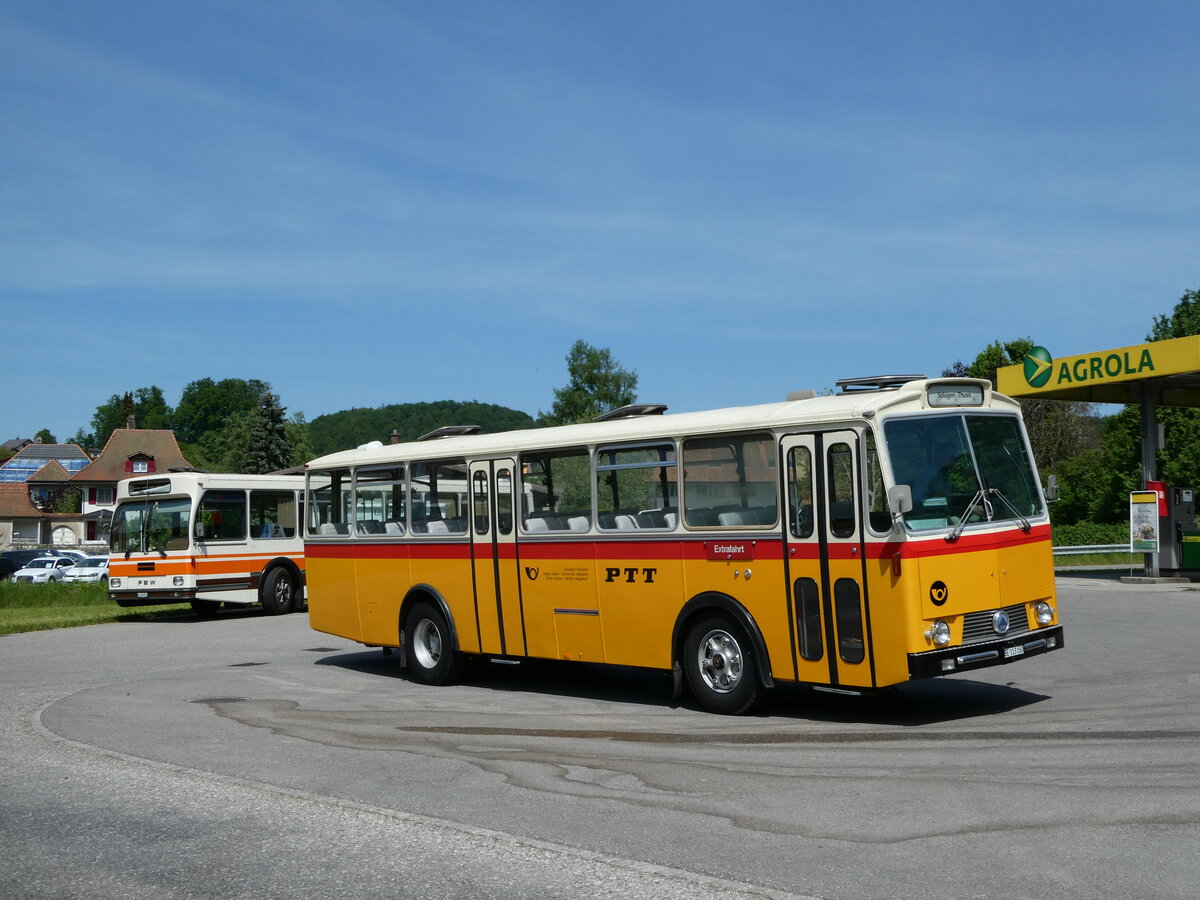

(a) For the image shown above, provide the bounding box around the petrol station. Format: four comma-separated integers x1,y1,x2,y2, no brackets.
997,334,1200,579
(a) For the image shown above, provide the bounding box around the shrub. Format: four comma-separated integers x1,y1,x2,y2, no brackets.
1052,521,1129,547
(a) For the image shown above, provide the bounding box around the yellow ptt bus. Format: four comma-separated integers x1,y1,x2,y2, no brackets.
109,472,307,616
303,376,1062,714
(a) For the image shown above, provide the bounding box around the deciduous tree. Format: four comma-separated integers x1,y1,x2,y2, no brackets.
539,340,638,426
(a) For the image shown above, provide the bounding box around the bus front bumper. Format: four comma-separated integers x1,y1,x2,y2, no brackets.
111,588,197,607
908,625,1064,679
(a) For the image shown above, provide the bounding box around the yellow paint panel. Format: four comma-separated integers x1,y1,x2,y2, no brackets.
410,556,480,653
998,540,1055,605
598,560,682,668
354,556,409,647
307,556,362,641
554,612,605,661
917,548,1001,620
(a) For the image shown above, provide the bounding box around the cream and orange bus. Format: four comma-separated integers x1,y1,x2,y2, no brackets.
109,472,306,616
303,376,1062,714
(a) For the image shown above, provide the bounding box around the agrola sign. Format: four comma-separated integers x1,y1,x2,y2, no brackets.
1021,344,1155,389
996,335,1200,404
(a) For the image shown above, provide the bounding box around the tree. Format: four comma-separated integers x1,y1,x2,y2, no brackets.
69,427,95,449
944,338,1100,483
1143,286,1200,496
91,392,133,448
89,386,173,448
306,401,534,457
539,340,639,426
1148,287,1200,340
285,412,314,468
133,385,172,430
239,391,295,474
34,428,56,444
173,377,268,445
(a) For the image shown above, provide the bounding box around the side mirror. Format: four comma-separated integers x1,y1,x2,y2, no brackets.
888,485,913,519
1045,474,1059,502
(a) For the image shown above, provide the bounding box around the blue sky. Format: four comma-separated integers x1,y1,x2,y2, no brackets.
3,1,1198,444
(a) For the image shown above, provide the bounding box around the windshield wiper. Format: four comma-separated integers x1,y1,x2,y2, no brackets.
144,502,168,557
946,488,992,542
946,488,1030,541
989,487,1032,533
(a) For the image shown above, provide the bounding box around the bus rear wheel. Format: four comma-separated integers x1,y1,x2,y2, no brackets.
261,568,295,615
683,614,763,715
404,602,464,685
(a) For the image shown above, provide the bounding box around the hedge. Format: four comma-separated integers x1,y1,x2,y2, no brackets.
1051,522,1129,547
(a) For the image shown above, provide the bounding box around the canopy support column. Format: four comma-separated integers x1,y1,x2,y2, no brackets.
1140,384,1160,577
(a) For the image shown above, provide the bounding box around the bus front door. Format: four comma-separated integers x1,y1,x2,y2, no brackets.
782,432,874,690
469,459,526,657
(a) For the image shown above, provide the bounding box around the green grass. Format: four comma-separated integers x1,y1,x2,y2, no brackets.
0,581,188,635
1054,551,1141,569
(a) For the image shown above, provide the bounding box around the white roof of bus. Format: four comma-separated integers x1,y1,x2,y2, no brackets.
117,471,305,497
307,378,1009,470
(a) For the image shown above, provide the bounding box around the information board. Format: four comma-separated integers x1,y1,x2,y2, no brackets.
1130,491,1160,553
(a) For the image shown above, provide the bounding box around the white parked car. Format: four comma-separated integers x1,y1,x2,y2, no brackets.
62,556,110,585
11,556,77,584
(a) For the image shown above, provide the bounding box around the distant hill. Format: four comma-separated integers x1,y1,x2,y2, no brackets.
307,400,538,457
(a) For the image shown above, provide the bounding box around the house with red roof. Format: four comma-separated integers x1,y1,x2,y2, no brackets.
70,428,195,544
0,426,195,550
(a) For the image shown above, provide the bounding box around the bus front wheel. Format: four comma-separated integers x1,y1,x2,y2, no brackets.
261,567,295,615
683,614,763,715
404,602,464,685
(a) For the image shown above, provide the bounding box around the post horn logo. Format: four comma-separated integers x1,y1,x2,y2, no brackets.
929,581,949,606
1023,346,1053,388
524,566,539,581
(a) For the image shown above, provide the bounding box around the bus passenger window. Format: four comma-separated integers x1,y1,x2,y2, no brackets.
520,449,591,532
250,490,297,539
864,432,891,534
307,469,351,536
794,577,822,660
834,578,865,663
198,490,247,541
682,434,777,528
496,468,514,535
410,461,468,534
354,466,405,536
827,443,856,538
473,471,489,535
596,443,677,531
787,447,814,538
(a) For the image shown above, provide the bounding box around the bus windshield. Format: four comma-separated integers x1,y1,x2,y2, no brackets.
884,414,1043,532
110,497,192,554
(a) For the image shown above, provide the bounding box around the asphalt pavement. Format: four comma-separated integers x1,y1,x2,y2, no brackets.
2,573,1198,899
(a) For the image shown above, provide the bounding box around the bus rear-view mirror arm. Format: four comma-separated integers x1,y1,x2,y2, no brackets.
1044,473,1059,502
888,485,913,525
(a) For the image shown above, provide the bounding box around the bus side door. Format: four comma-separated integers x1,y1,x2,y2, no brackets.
782,431,875,689
469,459,525,656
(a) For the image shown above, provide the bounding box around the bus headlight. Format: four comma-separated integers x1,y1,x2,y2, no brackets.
173,576,185,586
109,578,121,589
1034,601,1055,625
925,621,951,646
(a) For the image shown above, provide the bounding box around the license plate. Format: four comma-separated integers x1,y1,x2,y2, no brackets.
1003,645,1024,659
137,592,149,599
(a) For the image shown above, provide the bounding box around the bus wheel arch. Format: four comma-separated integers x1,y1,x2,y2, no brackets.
259,559,303,615
673,593,772,714
399,587,465,686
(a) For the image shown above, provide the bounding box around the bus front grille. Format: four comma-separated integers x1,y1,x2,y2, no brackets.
962,604,1029,644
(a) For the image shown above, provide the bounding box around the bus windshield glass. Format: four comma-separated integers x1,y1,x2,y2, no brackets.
110,497,192,554
884,414,1043,532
